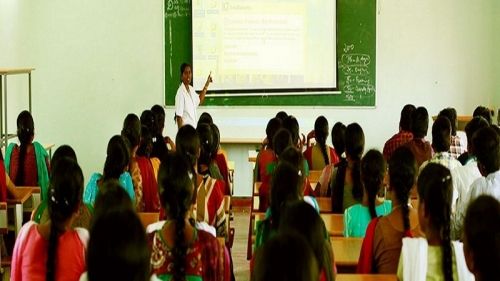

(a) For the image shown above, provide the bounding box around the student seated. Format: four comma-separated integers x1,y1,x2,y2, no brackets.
6,110,49,199
455,126,500,238
357,146,423,274
32,145,93,229
304,116,340,171
403,106,432,167
83,135,135,207
11,158,87,281
317,122,346,196
148,152,225,281
438,107,464,158
195,124,227,238
83,181,150,281
253,233,319,281
151,104,173,157
397,164,474,281
135,125,161,212
344,150,391,238
121,113,143,210
255,162,304,249
283,115,305,150
451,117,489,238
280,201,335,281
383,104,415,161
463,195,500,281
329,123,364,213
457,116,489,165
256,127,290,211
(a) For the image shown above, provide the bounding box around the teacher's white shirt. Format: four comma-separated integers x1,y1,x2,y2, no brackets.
175,83,200,128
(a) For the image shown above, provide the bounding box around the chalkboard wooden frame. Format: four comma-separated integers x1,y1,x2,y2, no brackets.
164,0,375,106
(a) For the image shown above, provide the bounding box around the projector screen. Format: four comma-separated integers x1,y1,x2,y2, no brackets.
192,0,337,92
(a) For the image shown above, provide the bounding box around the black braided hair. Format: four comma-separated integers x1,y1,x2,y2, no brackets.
361,150,386,219
175,125,200,207
137,125,153,158
158,153,194,281
121,113,141,149
314,116,330,166
389,146,416,231
265,118,282,150
15,110,34,185
196,123,214,168
418,163,453,281
345,123,364,201
331,122,346,160
46,158,83,281
270,162,302,231
88,181,149,281
103,135,130,181
280,201,334,281
151,104,166,136
140,110,157,136
209,123,220,160
272,128,293,158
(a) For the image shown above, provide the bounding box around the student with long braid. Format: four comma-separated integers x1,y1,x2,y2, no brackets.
148,152,224,281
397,163,474,281
121,113,143,210
304,116,340,171
11,158,87,280
136,125,161,212
358,146,423,273
196,123,227,238
5,110,50,199
317,122,346,196
330,123,364,213
343,150,391,238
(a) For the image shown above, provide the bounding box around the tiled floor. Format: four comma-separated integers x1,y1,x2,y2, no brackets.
231,207,251,281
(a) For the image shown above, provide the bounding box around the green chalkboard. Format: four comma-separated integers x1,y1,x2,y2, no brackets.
164,0,375,106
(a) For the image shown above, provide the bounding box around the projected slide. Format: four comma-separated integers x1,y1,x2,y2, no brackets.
192,0,336,92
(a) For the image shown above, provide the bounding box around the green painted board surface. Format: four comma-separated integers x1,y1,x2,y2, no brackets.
164,0,375,106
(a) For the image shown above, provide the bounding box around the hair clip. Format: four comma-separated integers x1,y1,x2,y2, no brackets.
441,175,451,183
298,170,302,177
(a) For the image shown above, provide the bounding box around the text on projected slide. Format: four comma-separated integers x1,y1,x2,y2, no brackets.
193,0,337,91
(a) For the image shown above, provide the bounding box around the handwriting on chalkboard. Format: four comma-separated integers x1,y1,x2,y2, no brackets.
339,43,375,103
165,0,191,19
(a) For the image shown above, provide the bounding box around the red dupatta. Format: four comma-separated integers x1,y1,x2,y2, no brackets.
136,156,160,212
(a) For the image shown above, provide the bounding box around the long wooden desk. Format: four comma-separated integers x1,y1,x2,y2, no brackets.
330,237,362,273
0,68,35,147
7,187,33,235
336,274,397,281
322,213,344,236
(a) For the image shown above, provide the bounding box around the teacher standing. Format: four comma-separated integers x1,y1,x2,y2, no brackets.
175,63,212,129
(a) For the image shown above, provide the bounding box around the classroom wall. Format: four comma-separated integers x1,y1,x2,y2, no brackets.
494,0,500,112
0,0,164,180
1,0,498,196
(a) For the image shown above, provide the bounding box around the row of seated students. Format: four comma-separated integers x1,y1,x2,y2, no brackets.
252,107,499,281
3,106,234,280
2,104,498,281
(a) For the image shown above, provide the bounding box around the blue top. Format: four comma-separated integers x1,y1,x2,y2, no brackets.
343,200,392,238
83,172,135,206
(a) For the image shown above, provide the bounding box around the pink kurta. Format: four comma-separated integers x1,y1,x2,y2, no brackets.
11,221,88,281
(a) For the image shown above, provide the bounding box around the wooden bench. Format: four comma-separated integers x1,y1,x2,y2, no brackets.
330,237,363,273
7,187,33,235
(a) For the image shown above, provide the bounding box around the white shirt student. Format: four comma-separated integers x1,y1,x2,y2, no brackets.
174,63,212,128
